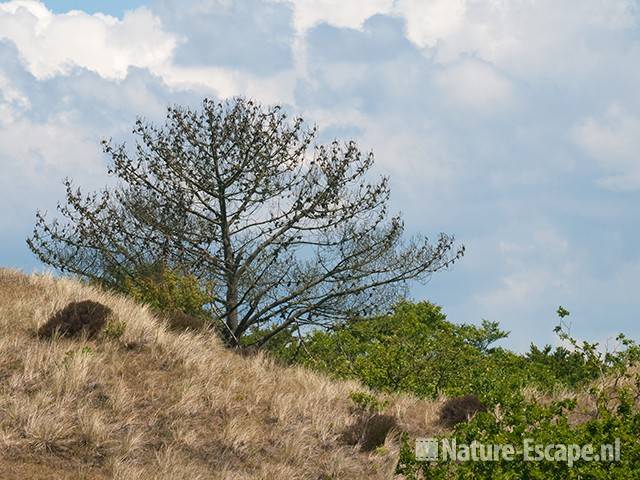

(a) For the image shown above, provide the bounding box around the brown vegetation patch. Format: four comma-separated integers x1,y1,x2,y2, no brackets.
341,413,398,451
38,300,112,340
439,394,487,427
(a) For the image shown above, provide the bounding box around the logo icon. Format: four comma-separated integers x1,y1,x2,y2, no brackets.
416,438,438,461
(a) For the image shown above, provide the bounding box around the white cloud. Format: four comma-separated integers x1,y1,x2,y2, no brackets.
0,71,30,123
0,1,297,106
573,104,640,191
0,0,639,348
498,228,569,258
434,58,515,111
280,0,393,32
0,1,177,79
157,65,297,105
0,112,106,235
396,0,466,49
362,120,459,196
0,114,102,179
395,0,640,80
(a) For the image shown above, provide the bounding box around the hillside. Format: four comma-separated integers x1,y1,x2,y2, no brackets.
0,269,444,479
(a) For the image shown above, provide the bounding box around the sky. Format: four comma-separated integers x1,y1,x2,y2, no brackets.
1,0,639,350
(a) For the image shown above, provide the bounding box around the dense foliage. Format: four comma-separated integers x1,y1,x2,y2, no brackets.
397,394,640,479
268,302,611,403
396,311,640,479
266,302,640,478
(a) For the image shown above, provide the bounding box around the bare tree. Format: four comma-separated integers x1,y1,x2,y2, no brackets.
28,98,464,347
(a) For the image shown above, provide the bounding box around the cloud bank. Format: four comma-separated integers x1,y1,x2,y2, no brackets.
1,0,640,349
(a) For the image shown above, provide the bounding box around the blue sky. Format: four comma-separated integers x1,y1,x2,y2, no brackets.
1,0,640,350
46,1,148,15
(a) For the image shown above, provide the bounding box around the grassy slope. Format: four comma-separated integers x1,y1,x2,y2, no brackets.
0,269,445,479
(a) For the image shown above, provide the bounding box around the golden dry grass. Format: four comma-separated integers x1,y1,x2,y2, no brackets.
0,269,445,479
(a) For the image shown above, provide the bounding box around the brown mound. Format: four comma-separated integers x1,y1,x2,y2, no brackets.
38,300,112,339
341,413,398,451
439,394,487,427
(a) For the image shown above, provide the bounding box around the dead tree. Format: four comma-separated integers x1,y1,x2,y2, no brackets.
28,98,464,347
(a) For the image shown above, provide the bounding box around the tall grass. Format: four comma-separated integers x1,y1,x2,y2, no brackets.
0,269,444,479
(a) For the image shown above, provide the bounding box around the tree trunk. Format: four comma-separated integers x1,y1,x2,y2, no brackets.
225,277,239,346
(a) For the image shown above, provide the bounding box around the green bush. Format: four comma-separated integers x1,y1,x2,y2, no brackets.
397,395,640,479
395,308,640,479
349,391,389,414
115,262,213,321
269,301,605,404
271,302,504,398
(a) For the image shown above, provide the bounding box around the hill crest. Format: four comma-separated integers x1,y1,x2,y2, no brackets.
0,269,443,479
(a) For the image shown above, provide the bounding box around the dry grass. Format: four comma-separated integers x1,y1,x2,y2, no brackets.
0,269,445,479
523,365,640,427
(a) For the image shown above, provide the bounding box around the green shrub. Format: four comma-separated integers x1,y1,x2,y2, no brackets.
270,302,632,408
395,308,640,479
397,388,640,479
272,302,505,399
115,262,213,321
349,391,389,414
